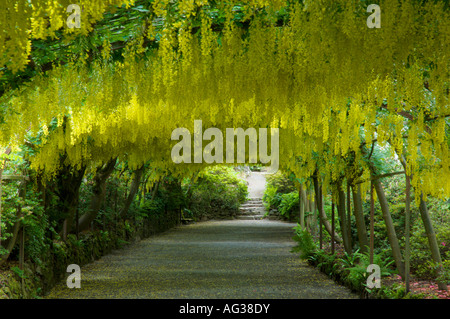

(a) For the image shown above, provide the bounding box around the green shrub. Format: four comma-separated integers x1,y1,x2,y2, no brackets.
137,175,186,219
262,171,297,220
185,166,248,220
262,184,280,210
265,171,296,195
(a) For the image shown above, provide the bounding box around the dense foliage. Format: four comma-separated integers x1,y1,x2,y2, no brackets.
0,0,448,299
0,0,448,203
263,171,298,220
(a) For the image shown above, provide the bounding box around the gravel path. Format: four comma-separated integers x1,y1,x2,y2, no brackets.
45,219,358,299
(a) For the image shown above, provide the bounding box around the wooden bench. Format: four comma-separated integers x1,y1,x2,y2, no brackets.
181,218,194,225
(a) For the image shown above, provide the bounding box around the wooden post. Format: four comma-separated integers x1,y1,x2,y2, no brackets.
0,169,3,248
405,174,411,293
299,184,304,229
319,209,322,249
370,181,375,265
331,201,335,255
19,227,25,297
0,158,9,248
346,182,352,250
19,176,26,297
318,187,323,250
314,176,323,250
76,207,79,240
306,189,312,234
62,219,67,241
19,228,25,270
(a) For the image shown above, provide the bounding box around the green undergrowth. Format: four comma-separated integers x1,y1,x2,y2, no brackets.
292,225,429,299
0,211,179,299
262,171,298,221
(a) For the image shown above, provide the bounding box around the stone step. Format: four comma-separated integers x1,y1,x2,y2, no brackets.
242,199,264,203
239,211,266,217
237,197,266,220
241,206,264,210
242,201,263,206
236,215,265,220
240,205,265,210
240,204,265,209
239,206,266,212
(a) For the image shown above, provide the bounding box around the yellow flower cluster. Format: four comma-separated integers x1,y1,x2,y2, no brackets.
1,0,133,73
0,0,449,199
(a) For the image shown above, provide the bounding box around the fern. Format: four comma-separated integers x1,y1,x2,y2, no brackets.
292,224,317,259
278,192,299,219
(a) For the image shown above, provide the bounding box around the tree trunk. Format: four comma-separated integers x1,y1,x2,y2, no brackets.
306,187,315,235
336,184,352,254
351,183,369,254
369,182,375,264
305,188,312,233
397,155,447,290
61,166,87,235
299,184,305,229
120,165,145,218
331,201,335,254
313,173,342,243
360,142,403,274
372,177,405,278
346,182,353,250
151,178,161,201
77,157,117,232
419,194,448,291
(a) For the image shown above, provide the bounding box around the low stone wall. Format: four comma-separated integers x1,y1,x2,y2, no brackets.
0,210,180,299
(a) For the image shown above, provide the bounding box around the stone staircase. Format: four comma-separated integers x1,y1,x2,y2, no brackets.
237,197,267,220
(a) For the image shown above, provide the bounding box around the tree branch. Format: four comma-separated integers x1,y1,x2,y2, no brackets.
354,171,406,185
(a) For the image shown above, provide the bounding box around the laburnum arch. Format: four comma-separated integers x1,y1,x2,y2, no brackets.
0,0,449,291
1,0,448,202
